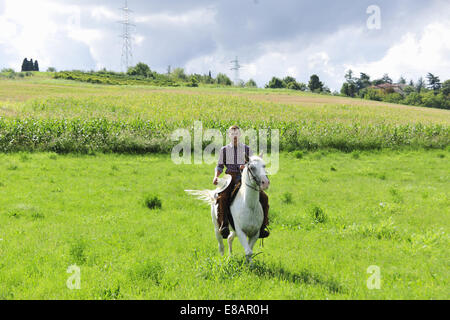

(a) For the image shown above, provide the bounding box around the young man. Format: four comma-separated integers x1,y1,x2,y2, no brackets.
213,125,270,239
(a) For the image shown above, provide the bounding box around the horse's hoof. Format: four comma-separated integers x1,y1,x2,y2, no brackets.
220,226,230,239
259,229,270,238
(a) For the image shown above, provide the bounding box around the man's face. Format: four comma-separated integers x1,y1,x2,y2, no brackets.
228,128,241,144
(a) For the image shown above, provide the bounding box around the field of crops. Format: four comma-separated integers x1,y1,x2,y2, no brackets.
0,76,449,154
0,74,449,300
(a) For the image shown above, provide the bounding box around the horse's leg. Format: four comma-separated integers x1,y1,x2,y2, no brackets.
211,204,224,255
247,234,259,265
227,231,236,256
234,227,252,262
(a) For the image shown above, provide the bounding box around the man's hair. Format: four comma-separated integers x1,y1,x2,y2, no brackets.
229,125,240,130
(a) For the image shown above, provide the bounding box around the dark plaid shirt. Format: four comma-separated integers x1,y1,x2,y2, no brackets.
216,143,252,175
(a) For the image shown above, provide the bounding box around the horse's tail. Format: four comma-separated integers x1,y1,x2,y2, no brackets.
184,189,216,206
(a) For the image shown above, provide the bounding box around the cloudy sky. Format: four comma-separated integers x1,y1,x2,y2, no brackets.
0,0,449,90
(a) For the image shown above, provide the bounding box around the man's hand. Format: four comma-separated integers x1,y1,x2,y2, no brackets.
213,177,219,185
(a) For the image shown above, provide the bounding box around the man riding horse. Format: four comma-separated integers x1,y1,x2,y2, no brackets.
213,125,270,239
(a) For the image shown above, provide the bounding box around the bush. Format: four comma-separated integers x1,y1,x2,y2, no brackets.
265,77,285,89
127,62,151,77
404,92,422,106
186,75,199,87
293,151,303,159
287,81,306,91
384,93,404,104
216,73,232,86
362,88,383,101
245,79,257,88
310,206,327,223
281,192,293,204
442,80,450,96
144,194,162,210
422,92,449,109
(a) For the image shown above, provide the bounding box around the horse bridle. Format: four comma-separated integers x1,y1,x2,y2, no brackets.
245,162,263,192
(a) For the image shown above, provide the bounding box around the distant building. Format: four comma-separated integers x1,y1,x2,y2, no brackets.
369,83,406,94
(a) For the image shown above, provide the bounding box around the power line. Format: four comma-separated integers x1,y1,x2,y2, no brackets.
119,0,135,72
230,56,241,85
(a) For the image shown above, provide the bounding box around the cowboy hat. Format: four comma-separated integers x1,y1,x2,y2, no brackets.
214,174,232,195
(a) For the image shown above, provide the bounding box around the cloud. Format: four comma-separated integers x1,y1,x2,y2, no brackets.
0,0,102,70
346,22,450,82
0,0,449,91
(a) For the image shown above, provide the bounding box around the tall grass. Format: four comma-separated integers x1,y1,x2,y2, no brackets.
0,117,448,153
0,80,449,153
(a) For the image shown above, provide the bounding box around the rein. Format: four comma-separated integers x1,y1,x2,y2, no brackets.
245,164,261,192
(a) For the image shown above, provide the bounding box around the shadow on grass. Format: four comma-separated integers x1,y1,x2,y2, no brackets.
195,253,344,294
249,259,344,294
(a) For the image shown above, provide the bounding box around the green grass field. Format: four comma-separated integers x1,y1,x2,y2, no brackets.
0,74,449,299
0,150,448,299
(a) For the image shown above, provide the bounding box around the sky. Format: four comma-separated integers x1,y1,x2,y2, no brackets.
0,0,449,90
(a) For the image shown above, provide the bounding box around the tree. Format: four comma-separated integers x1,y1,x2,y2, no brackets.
442,80,450,96
127,62,151,77
265,77,284,89
245,79,257,88
173,67,187,80
21,58,36,72
403,85,416,95
398,76,406,85
216,73,232,86
426,73,441,93
404,92,422,106
208,71,212,83
308,74,324,92
344,69,354,83
21,58,29,72
127,63,151,77
282,76,296,87
341,82,357,97
186,75,199,87
287,81,306,91
422,91,446,109
381,73,393,84
356,72,371,91
416,77,425,93
46,67,57,72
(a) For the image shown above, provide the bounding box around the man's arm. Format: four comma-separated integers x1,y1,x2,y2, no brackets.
213,147,225,185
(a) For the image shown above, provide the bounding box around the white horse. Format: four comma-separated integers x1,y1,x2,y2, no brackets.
185,154,270,263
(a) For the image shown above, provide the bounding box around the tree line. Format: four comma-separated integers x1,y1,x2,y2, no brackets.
21,58,39,72
6,59,448,109
127,63,257,87
264,74,330,93
340,70,449,109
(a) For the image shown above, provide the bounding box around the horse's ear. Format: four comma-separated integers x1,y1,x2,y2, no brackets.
259,151,264,158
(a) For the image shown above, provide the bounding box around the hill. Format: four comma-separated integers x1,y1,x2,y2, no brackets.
0,74,448,153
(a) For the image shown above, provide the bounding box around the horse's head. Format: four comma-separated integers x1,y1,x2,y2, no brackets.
246,152,270,191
